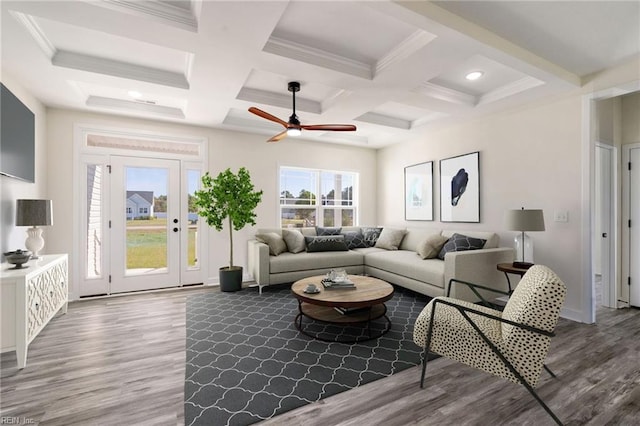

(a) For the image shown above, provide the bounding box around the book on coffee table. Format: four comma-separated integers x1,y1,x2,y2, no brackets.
321,278,356,290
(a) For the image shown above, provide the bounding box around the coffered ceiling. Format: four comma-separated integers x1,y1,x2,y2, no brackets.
1,1,638,148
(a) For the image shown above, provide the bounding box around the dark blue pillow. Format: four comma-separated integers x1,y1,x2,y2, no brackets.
305,235,349,252
361,227,383,247
437,233,486,260
342,230,367,249
316,226,342,236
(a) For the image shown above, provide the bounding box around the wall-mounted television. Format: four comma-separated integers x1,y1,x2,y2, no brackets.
1,83,35,182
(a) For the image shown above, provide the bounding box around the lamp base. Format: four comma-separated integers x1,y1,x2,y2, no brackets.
512,261,534,270
25,226,45,259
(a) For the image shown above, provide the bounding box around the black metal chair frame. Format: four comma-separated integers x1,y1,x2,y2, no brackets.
420,278,563,425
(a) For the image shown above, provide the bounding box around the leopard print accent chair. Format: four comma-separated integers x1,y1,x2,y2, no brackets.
413,265,567,387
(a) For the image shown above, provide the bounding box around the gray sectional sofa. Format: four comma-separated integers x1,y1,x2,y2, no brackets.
247,226,515,302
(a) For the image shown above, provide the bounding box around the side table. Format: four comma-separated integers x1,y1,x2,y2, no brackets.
497,262,529,294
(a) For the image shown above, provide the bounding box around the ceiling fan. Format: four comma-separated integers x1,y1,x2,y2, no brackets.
248,81,357,142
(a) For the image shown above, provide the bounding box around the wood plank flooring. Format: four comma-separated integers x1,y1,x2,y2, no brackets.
1,286,639,425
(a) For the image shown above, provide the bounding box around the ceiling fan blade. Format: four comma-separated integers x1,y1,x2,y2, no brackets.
267,130,288,143
248,107,288,128
300,124,357,131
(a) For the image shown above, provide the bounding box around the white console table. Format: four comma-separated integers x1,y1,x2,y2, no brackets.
1,254,68,368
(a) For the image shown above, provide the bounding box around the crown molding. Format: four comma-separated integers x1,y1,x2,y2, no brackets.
264,36,372,80
237,87,321,114
98,0,198,32
52,50,190,89
86,96,185,118
317,132,369,145
356,112,410,130
10,12,56,58
375,30,437,76
223,113,282,132
414,82,476,106
477,76,545,106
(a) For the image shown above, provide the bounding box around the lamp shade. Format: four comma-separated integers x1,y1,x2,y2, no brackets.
16,199,53,226
505,208,545,232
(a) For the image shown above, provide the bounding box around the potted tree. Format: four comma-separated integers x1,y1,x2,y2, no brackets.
194,167,263,292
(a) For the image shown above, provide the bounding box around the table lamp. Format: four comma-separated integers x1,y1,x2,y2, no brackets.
16,199,53,259
505,207,545,269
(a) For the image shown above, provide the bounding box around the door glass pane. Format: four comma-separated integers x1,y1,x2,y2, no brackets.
187,169,200,269
86,164,103,279
125,166,168,275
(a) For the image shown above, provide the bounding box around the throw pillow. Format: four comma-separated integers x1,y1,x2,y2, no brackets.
437,233,487,260
341,230,368,249
361,227,383,247
417,234,449,259
255,232,288,256
316,226,342,236
304,235,349,252
282,229,306,253
374,227,407,250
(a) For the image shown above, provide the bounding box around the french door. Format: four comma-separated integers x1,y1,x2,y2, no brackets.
79,154,203,296
110,156,180,293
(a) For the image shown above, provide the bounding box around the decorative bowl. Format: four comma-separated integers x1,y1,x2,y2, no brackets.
4,250,31,269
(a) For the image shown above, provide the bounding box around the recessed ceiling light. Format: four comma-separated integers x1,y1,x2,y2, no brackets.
465,71,484,81
128,90,142,98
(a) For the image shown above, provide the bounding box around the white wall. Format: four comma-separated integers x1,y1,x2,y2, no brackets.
377,96,584,315
622,91,640,144
0,72,48,257
45,109,377,296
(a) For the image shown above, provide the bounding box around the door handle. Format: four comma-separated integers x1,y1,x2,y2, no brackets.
602,233,607,238
173,227,179,232
173,218,179,224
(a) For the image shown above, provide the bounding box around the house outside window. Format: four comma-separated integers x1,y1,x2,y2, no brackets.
279,167,357,228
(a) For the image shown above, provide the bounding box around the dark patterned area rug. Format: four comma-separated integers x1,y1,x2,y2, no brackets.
184,285,431,426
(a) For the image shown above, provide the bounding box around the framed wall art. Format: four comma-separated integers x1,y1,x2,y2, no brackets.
440,151,480,223
404,161,433,221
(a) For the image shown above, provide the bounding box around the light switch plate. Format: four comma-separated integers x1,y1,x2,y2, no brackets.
554,210,568,222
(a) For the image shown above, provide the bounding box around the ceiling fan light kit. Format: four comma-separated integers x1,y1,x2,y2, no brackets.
248,81,356,143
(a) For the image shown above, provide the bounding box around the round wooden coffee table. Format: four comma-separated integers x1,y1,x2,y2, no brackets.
291,275,394,343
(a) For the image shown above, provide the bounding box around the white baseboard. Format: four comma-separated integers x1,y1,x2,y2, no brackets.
560,306,586,323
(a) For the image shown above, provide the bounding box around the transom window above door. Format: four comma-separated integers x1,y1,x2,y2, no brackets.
279,167,358,228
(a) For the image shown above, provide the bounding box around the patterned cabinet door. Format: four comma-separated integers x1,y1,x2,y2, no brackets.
26,258,68,342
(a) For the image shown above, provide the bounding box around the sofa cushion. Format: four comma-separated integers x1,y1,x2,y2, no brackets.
270,250,364,274
365,250,445,288
400,228,442,251
417,234,449,259
362,227,383,247
305,235,349,252
316,226,342,236
282,229,306,253
374,227,407,250
438,233,487,260
342,230,368,249
256,232,288,256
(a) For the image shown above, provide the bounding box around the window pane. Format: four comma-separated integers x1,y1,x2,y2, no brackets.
282,207,316,228
86,164,103,279
322,172,354,206
280,168,316,205
323,208,354,227
187,169,200,268
125,167,168,273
